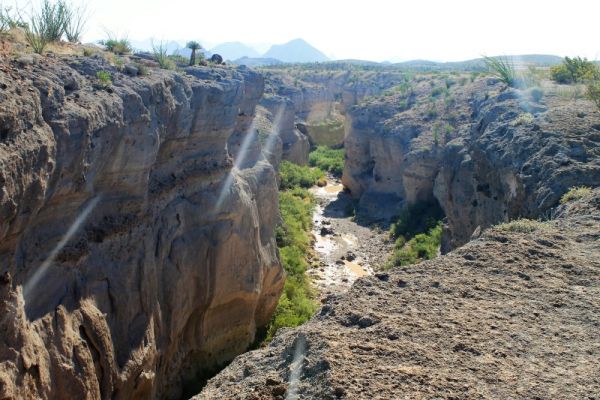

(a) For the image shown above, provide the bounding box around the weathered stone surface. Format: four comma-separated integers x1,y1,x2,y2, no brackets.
261,69,408,164
342,75,600,248
260,96,309,165
198,189,600,399
0,55,283,399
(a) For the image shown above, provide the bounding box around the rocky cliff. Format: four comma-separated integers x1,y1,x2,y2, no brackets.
259,67,407,163
198,188,600,399
343,75,600,249
0,55,284,399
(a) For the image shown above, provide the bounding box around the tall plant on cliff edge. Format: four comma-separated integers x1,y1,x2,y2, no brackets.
483,55,520,88
186,40,202,66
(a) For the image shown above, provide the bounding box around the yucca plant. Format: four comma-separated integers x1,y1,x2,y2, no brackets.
186,40,202,66
483,55,519,88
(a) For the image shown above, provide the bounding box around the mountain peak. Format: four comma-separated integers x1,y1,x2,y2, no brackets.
263,38,328,63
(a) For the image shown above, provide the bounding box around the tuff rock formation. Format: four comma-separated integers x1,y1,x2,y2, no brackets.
343,75,600,249
260,68,407,161
0,55,283,399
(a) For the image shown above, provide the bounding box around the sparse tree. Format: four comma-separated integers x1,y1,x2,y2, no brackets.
186,40,202,66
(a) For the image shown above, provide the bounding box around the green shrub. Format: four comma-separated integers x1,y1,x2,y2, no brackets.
308,146,344,177
483,55,519,87
168,54,188,65
389,201,444,242
387,223,442,268
279,161,324,189
425,105,438,119
560,186,592,204
0,6,10,33
550,57,599,84
586,80,600,109
267,187,318,340
96,71,112,83
100,33,132,55
550,64,571,84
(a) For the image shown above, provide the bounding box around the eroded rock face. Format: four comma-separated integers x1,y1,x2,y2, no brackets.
260,70,408,163
0,55,283,399
342,75,600,248
260,96,309,165
198,189,600,399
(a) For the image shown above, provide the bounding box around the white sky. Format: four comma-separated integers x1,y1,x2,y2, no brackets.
13,0,600,61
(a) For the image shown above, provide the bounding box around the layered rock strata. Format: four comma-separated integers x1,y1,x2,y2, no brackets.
0,56,283,399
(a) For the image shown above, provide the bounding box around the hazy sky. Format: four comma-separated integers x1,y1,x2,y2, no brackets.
13,0,600,61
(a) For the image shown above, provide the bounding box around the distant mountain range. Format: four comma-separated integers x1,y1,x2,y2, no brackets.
262,38,329,63
393,54,564,71
123,38,570,70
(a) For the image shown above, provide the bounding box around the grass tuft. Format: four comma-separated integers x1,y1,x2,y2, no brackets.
495,219,550,233
152,40,174,69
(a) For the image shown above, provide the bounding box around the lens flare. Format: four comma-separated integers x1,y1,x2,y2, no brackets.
262,104,285,157
23,195,101,301
214,116,258,212
286,334,307,400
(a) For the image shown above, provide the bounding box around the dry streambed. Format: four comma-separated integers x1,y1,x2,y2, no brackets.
308,178,393,297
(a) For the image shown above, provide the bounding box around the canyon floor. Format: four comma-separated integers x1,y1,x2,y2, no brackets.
308,178,393,297
197,190,600,399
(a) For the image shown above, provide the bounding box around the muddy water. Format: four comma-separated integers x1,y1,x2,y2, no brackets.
308,178,393,297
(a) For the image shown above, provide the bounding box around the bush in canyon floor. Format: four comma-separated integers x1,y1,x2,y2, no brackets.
308,146,345,177
279,161,324,189
389,201,444,241
387,223,443,268
385,201,444,269
267,186,318,340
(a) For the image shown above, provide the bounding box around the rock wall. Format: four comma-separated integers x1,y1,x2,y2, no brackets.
343,75,600,249
0,56,284,399
260,69,408,164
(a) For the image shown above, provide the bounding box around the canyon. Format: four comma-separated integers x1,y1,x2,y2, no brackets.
1,42,599,400
0,55,283,399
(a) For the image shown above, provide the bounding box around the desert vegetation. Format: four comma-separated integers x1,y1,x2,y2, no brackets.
0,0,89,53
308,146,345,177
560,186,592,204
267,172,320,340
100,32,132,55
549,57,600,109
279,160,325,189
186,40,203,66
385,201,445,268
